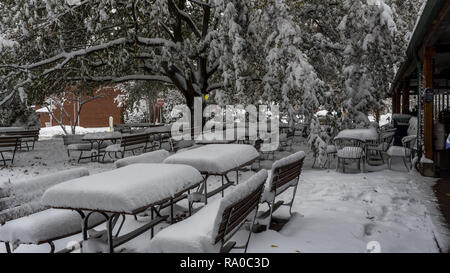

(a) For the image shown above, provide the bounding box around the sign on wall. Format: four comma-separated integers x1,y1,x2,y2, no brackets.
424,88,434,103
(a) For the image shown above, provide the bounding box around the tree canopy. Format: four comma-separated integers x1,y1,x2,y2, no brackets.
0,0,424,131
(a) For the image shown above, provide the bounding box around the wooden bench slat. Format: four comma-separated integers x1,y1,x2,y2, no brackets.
214,184,264,244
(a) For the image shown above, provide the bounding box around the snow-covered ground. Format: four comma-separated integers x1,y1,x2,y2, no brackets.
39,126,110,140
0,136,448,253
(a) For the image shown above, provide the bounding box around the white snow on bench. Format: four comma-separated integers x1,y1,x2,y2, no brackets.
42,164,203,214
261,151,306,202
0,209,104,245
114,150,170,168
148,170,268,253
0,168,89,224
335,128,378,141
271,151,306,171
163,144,259,174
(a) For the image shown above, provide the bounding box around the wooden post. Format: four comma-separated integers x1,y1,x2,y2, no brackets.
402,80,410,114
395,88,401,114
423,47,435,160
392,88,401,114
392,92,396,114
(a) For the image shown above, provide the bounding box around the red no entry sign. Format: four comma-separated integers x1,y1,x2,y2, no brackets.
157,98,165,107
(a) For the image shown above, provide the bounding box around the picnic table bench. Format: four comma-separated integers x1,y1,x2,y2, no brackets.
2,129,40,151
0,136,20,166
145,125,172,149
103,132,154,160
0,169,106,253
41,164,205,253
62,134,110,162
258,151,305,229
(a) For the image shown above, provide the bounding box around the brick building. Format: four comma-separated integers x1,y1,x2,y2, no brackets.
36,87,124,128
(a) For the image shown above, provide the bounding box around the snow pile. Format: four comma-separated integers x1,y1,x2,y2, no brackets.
114,150,170,168
42,164,204,214
39,126,110,139
164,144,259,174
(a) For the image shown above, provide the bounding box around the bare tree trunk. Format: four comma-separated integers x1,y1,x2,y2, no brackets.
45,105,69,135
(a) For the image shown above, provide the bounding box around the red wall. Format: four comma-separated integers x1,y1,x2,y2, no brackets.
38,87,124,128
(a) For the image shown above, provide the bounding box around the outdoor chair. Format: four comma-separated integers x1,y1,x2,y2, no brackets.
279,131,295,151
253,137,277,169
293,124,307,140
380,123,396,134
62,134,108,163
386,117,418,171
259,133,276,161
0,169,106,253
149,170,268,253
0,136,20,166
366,131,396,163
335,137,366,173
325,144,337,169
387,135,417,171
257,151,305,230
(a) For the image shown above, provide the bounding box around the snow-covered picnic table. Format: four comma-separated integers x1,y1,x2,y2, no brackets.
82,132,122,161
41,163,204,252
334,128,378,142
163,144,259,204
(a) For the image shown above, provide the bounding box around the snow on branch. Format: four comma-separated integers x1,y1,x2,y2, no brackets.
70,74,173,84
169,0,201,38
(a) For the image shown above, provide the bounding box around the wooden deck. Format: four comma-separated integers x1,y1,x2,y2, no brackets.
433,178,450,231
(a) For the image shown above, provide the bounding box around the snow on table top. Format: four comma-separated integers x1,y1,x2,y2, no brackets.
163,144,259,174
82,132,122,140
41,164,203,214
335,128,378,141
114,150,170,168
